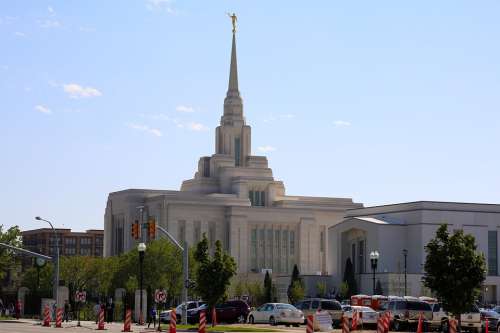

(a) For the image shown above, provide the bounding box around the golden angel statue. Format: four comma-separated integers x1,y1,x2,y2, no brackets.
227,12,237,33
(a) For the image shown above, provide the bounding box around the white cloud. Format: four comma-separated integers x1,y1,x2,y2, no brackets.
48,6,55,15
176,105,195,113
333,120,351,127
63,83,102,99
187,122,208,131
39,19,61,28
14,31,26,37
126,123,163,137
35,105,52,115
258,145,277,153
146,0,176,13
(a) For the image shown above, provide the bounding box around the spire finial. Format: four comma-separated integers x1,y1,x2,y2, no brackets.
227,12,237,33
226,12,239,97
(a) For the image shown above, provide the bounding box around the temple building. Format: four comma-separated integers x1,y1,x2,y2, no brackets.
103,26,362,297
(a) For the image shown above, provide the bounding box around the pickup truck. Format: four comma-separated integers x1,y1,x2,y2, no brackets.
431,303,481,333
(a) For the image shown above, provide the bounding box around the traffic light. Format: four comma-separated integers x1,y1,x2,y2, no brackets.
131,220,139,239
148,217,156,239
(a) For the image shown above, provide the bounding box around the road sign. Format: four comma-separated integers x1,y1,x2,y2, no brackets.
75,291,87,303
154,289,167,303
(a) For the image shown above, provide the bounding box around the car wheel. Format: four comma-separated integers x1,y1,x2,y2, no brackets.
394,319,402,332
442,320,449,333
496,324,500,333
237,315,246,324
269,316,277,326
293,324,300,327
249,315,255,324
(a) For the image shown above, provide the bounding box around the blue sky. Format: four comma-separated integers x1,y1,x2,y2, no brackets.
1,1,500,232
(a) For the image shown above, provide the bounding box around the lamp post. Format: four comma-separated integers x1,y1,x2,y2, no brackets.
138,242,146,325
370,250,380,295
35,216,59,307
402,249,408,296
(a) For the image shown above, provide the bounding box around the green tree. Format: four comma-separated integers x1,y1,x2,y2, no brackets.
339,281,349,300
194,234,237,321
287,264,304,304
245,281,264,307
423,224,486,330
59,256,100,300
0,225,22,287
343,258,357,297
21,263,54,298
375,280,383,295
264,271,272,302
316,281,327,298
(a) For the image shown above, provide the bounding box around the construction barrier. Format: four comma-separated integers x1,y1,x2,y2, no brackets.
97,308,105,330
351,310,358,331
43,305,50,327
199,311,206,333
377,317,384,333
383,312,390,333
122,309,132,332
55,308,62,328
169,309,176,333
306,315,313,333
416,313,423,333
449,319,457,333
486,319,489,333
342,314,350,333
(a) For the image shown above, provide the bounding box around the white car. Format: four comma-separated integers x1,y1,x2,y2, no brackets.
344,306,379,328
159,301,206,323
248,303,304,326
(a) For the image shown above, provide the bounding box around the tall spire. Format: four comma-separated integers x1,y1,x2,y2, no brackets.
223,13,243,121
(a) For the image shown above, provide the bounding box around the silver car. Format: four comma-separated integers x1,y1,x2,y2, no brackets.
248,303,304,326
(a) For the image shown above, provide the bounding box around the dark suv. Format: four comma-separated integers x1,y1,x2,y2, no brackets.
189,300,250,324
386,300,432,331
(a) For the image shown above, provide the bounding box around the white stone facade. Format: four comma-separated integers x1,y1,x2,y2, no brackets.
103,30,362,283
328,201,500,304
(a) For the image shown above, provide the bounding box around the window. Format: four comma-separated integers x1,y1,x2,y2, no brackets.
274,230,281,272
234,138,241,166
301,301,311,310
194,221,201,243
311,300,320,309
259,229,265,268
80,247,91,256
80,237,92,246
209,225,215,249
351,243,356,274
249,190,266,207
64,237,76,246
203,157,210,177
250,229,257,271
282,230,288,273
489,231,498,276
290,231,295,256
358,240,365,273
266,230,273,269
64,247,76,255
178,221,186,246
95,236,103,246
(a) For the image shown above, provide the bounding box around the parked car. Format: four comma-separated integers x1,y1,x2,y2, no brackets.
295,298,343,327
248,303,304,326
459,305,482,333
159,301,206,323
429,303,448,331
481,309,500,333
386,299,432,331
342,305,352,312
215,300,250,324
344,306,379,329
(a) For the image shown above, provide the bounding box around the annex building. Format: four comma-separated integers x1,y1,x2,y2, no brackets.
103,28,362,298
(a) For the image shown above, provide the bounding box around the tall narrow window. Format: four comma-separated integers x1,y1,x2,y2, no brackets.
250,229,257,271
209,225,215,250
260,191,266,206
194,221,201,243
488,231,498,276
203,157,210,177
235,137,241,166
259,229,265,269
358,240,365,273
249,191,254,206
266,230,273,269
290,231,295,256
351,243,356,274
282,230,288,274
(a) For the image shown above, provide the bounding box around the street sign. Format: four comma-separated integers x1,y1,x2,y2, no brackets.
154,289,167,303
75,291,87,303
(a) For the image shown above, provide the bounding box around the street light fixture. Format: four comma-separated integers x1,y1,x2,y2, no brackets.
35,216,60,307
370,250,380,295
138,242,146,325
402,249,408,296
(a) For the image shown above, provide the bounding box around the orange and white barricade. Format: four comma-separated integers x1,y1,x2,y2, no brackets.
377,317,385,333
97,308,105,330
486,319,490,333
383,312,390,333
43,305,51,327
416,313,423,333
169,309,176,333
199,311,206,333
351,311,358,331
55,308,62,328
122,309,132,332
449,318,457,333
342,314,350,333
306,315,314,333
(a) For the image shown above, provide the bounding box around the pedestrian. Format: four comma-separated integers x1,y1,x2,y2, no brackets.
100,301,106,323
94,301,101,324
63,300,70,322
106,298,114,323
15,300,21,320
148,304,157,328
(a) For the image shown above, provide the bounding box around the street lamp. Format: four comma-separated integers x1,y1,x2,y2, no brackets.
138,242,146,325
370,250,380,295
35,216,59,307
402,249,408,296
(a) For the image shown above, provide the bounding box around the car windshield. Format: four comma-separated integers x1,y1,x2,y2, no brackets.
483,311,500,318
277,304,297,310
356,307,374,312
407,302,431,311
321,301,341,310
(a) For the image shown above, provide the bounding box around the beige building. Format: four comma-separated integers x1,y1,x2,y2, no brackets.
104,29,361,293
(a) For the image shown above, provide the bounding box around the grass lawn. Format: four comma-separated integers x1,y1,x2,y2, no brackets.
158,324,282,332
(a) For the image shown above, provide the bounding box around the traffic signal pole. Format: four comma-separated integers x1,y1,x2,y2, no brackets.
156,225,188,325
